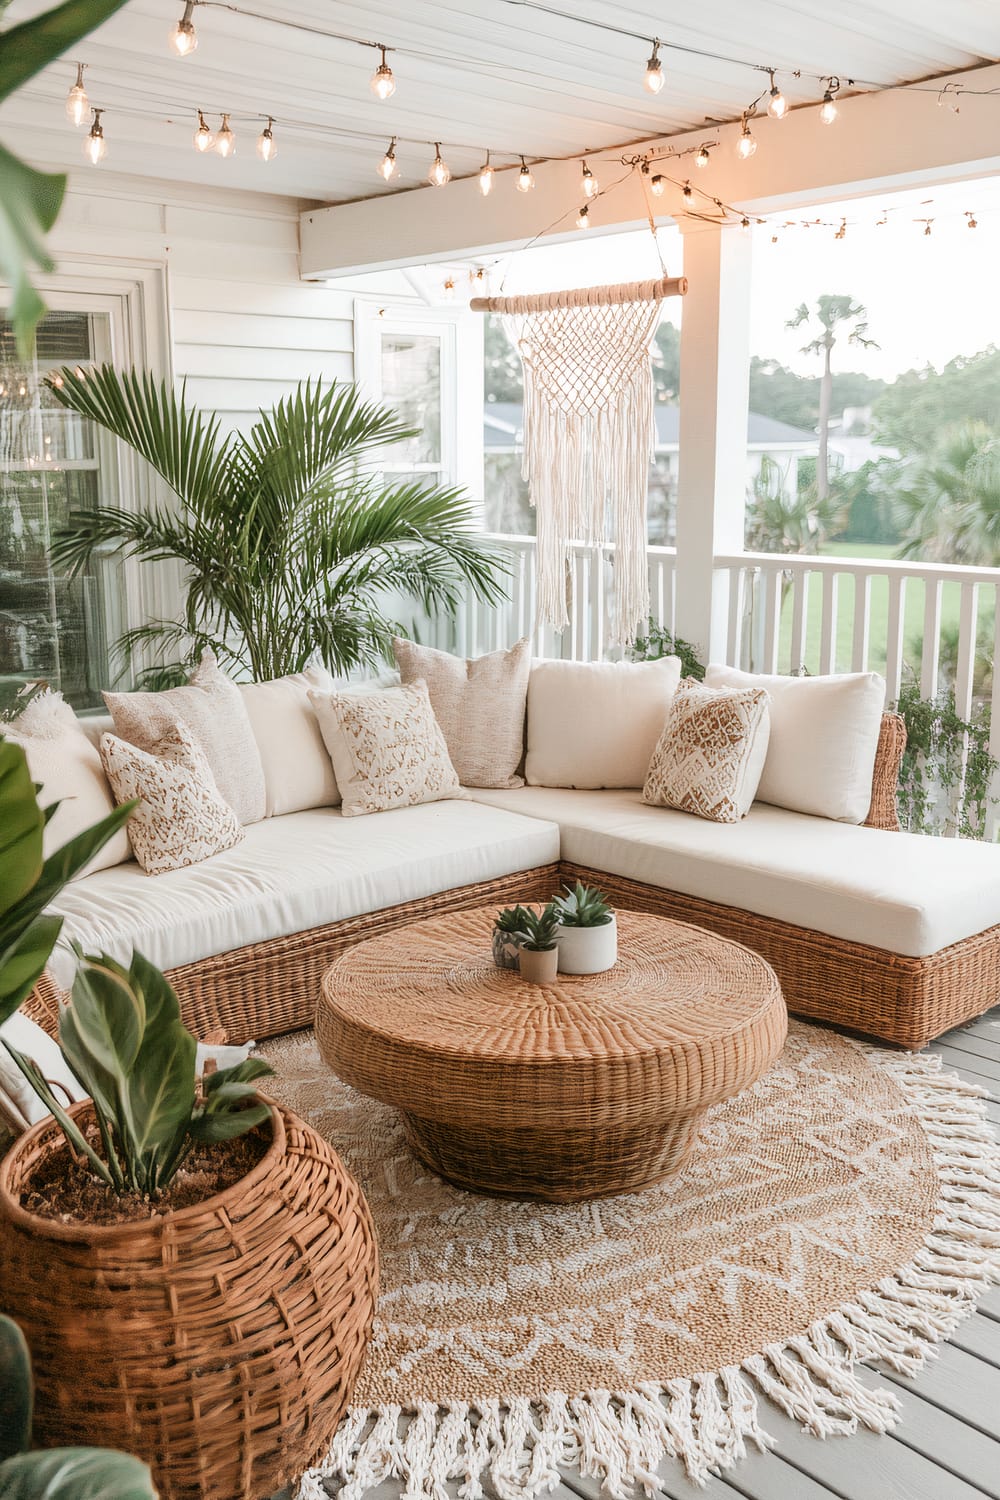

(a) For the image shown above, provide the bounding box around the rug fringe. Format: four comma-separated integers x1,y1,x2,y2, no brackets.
295,1045,1000,1499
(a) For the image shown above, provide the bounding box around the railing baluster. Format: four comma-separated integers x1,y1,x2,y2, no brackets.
955,583,979,722
987,581,1000,841
762,566,782,673
819,570,839,674
726,566,744,666
850,574,871,673
921,578,942,699
789,569,810,674
884,575,907,704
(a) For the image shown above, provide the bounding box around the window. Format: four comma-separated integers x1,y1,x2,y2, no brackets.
379,331,444,486
0,310,123,712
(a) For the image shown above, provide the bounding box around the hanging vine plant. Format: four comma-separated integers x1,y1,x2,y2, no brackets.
894,682,999,840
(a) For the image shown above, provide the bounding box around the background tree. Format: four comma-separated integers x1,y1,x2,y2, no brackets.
873,347,1000,456
651,320,681,403
744,456,846,554
893,420,1000,566
749,356,885,431
484,315,523,403
786,295,879,498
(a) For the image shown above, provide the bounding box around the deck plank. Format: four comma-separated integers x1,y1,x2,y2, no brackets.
949,1312,1000,1370
873,1343,1000,1438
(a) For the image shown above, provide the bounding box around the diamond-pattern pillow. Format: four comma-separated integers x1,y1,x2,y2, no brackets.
643,680,770,823
101,721,244,874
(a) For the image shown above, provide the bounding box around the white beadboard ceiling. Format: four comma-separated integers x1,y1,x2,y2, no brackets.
3,0,999,205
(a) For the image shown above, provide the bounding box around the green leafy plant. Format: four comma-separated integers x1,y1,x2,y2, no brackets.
493,904,534,935
629,620,705,680
0,1313,156,1497
553,882,614,928
894,682,999,840
46,368,508,682
0,0,133,355
513,904,560,952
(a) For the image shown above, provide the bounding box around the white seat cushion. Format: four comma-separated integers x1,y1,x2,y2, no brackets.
46,800,559,986
469,786,1000,958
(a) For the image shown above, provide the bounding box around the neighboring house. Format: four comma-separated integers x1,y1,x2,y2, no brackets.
826,406,900,474
483,401,819,542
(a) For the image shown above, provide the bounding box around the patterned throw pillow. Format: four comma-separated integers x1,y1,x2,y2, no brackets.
643,679,771,824
309,679,465,818
393,636,531,789
100,722,244,874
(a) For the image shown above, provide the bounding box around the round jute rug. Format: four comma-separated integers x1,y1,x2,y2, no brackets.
258,1021,1000,1500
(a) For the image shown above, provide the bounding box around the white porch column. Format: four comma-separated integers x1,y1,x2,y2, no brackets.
673,221,753,663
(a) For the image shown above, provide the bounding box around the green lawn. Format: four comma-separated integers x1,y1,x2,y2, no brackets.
774,541,985,684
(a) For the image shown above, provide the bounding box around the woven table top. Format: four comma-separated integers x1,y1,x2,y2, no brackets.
317,907,787,1130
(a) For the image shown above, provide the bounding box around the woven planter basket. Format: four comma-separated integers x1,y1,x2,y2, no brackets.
0,1100,379,1500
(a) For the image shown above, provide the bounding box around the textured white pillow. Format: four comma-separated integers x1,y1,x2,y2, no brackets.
101,721,244,874
104,649,266,825
643,680,770,823
309,679,465,817
526,657,682,789
704,665,886,823
5,690,131,876
0,1010,85,1133
239,666,339,816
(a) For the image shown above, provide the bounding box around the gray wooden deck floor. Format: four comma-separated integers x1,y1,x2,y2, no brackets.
283,1005,1000,1500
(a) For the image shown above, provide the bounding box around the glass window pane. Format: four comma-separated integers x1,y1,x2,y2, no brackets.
380,332,442,464
0,311,119,712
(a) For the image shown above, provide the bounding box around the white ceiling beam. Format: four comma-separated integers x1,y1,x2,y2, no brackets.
300,62,1000,278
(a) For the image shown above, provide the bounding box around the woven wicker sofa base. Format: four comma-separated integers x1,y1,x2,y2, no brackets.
27,858,997,1052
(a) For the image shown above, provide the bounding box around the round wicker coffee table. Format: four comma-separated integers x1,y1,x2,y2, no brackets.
317,907,787,1202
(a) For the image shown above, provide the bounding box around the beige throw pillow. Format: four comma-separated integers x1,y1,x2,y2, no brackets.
309,679,465,818
100,722,244,875
393,637,530,789
239,665,339,816
6,691,131,876
526,656,682,789
643,679,770,824
104,649,266,825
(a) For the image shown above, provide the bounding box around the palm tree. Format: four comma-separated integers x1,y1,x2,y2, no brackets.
744,456,845,555
47,367,507,682
786,295,879,500
894,421,1000,565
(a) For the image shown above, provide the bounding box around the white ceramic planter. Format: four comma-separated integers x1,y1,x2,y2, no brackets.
518,947,559,984
555,915,618,975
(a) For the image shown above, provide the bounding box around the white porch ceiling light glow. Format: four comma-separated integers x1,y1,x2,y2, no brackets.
575,204,590,228
256,116,276,161
370,45,395,99
644,39,664,93
737,113,758,157
193,108,214,151
65,63,88,126
766,69,788,118
695,143,712,167
581,159,598,197
170,0,198,56
85,107,105,164
378,137,397,180
517,156,535,191
428,144,450,185
820,77,840,123
214,112,235,157
478,151,494,194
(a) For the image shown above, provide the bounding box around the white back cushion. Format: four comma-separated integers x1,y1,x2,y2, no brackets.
703,665,885,823
526,657,681,789
240,666,339,817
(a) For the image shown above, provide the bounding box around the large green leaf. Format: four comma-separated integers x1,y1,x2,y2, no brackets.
0,143,63,358
0,0,132,101
0,739,44,915
0,1315,32,1461
1,1042,116,1188
0,1446,156,1500
60,957,144,1122
128,1017,196,1166
0,912,63,1025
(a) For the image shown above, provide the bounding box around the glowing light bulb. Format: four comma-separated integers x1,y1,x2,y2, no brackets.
517,156,534,192
442,277,455,301
649,174,665,197
581,159,598,198
428,145,450,187
256,117,276,162
819,84,839,125
736,117,757,159
478,153,493,195
193,110,215,152
966,212,978,229
740,215,751,229
170,0,197,55
378,138,397,181
370,46,395,100
214,113,235,158
66,64,88,126
575,205,590,230
681,180,693,201
767,73,787,119
644,41,664,94
85,108,106,165
695,143,710,168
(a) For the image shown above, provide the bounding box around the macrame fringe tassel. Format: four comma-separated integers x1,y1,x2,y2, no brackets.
296,1047,1000,1500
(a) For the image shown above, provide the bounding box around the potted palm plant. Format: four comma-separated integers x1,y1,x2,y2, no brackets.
552,881,618,974
0,737,378,1500
515,904,560,985
45,368,508,684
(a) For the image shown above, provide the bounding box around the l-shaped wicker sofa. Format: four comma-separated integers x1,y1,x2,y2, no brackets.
29,705,1000,1053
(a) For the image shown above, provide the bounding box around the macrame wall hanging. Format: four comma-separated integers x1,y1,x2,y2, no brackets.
472,273,686,646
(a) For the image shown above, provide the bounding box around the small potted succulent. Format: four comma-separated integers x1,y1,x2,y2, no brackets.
515,904,560,985
553,881,618,974
492,904,532,970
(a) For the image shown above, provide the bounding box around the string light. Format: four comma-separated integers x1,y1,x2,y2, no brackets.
922,220,933,235
170,0,197,56
85,108,106,164
740,215,751,228
966,211,978,229
834,217,847,239
649,173,665,196
65,63,88,126
681,180,693,201
575,204,590,229
370,45,395,100
214,113,235,158
377,136,397,181
581,159,598,198
428,144,450,186
517,156,534,192
736,113,758,159
193,109,214,151
442,276,455,300
766,70,788,119
478,151,494,195
820,78,840,125
256,116,276,162
643,40,664,94
695,143,711,168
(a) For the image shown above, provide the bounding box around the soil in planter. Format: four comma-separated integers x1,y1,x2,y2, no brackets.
18,1123,270,1226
